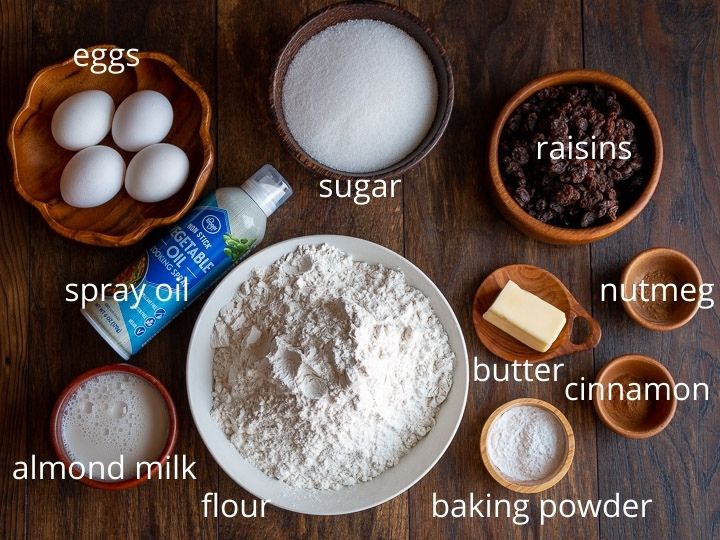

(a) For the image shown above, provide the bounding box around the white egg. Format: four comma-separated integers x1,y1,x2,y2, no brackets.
51,90,115,151
112,90,174,152
60,146,125,208
124,143,189,203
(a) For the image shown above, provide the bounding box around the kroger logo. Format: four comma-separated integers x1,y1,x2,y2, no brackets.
202,215,221,235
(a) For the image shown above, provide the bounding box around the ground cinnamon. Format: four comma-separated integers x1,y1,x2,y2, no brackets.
605,374,654,429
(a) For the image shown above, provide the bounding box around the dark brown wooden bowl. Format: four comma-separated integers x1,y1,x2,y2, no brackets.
269,1,453,180
8,45,214,247
488,69,663,245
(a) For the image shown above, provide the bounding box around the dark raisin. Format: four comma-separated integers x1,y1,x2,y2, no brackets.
580,211,598,227
515,187,531,205
511,145,530,165
556,184,581,205
549,159,568,174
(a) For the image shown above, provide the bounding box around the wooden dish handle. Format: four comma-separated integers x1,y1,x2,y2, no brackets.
556,297,602,355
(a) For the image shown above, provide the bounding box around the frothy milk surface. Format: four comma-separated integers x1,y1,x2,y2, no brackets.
61,371,169,481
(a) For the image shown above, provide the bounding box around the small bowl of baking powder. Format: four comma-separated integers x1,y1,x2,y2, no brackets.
480,398,575,493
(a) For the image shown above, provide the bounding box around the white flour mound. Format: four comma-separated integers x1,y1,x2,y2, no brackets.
210,244,454,490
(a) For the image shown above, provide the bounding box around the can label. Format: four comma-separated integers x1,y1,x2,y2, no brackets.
83,193,256,358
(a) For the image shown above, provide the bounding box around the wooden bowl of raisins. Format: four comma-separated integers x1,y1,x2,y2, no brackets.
488,69,662,245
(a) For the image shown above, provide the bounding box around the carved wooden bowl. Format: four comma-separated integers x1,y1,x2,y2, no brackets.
487,69,662,245
8,45,213,247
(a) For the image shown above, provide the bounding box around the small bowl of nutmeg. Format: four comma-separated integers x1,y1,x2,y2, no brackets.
488,69,663,245
620,247,703,331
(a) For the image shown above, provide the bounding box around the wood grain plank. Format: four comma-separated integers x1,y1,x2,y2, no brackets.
5,1,717,539
584,2,720,539
26,1,217,539
400,1,599,539
0,0,31,538
216,1,407,538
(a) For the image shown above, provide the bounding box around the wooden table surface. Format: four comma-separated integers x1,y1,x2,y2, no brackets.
1,1,718,539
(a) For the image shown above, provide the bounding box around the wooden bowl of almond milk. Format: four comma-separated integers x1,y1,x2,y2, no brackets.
50,363,177,489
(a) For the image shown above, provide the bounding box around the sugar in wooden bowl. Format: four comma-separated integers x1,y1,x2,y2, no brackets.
282,19,437,174
271,3,454,180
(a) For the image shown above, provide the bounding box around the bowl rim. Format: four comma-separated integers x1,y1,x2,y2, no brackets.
49,362,178,490
268,0,454,180
487,69,663,244
479,397,575,493
620,247,703,331
592,354,677,439
7,44,215,247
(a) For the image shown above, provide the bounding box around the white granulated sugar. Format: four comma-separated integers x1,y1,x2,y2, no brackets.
486,405,566,483
210,244,454,490
282,19,438,173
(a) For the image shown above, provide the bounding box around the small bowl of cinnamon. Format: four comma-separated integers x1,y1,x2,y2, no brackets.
620,247,703,331
593,354,677,439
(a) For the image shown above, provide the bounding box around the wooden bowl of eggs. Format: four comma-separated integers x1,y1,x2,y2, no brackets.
8,45,213,247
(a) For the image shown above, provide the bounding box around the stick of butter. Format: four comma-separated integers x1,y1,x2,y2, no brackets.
483,280,566,352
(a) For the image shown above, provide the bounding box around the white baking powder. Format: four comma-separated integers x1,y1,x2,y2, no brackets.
486,405,565,483
212,245,454,489
282,19,438,173
210,244,454,490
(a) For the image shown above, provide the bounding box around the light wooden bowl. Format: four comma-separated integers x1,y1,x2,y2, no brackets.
593,354,677,439
620,247,702,331
480,398,575,493
8,44,214,247
269,1,454,180
473,264,601,363
488,69,663,245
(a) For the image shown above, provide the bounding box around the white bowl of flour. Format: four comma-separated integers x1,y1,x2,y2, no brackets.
187,235,468,514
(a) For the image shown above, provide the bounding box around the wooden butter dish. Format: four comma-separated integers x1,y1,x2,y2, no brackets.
473,264,601,363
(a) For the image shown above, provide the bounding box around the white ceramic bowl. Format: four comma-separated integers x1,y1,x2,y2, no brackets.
186,234,468,515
